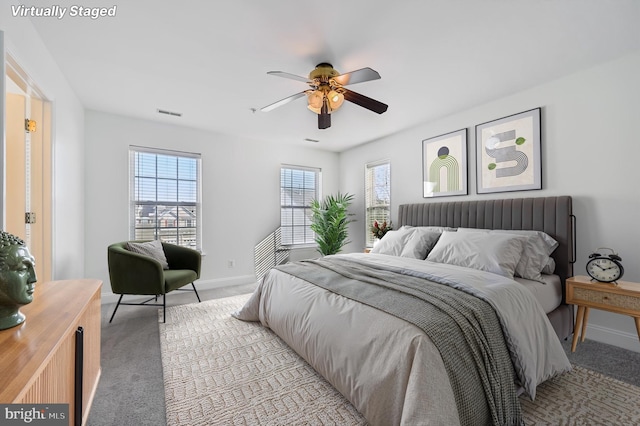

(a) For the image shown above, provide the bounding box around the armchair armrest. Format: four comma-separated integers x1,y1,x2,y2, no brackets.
108,243,165,295
162,243,201,279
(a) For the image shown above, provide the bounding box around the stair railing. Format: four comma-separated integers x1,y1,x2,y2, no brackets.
254,227,290,281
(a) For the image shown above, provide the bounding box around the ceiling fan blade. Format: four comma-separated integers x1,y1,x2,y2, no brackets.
333,67,381,86
343,89,388,114
318,99,331,129
266,71,311,83
261,91,307,112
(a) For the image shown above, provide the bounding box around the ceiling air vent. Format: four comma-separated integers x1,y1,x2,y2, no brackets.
157,109,182,117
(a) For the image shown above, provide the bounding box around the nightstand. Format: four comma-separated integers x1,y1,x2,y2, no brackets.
566,275,640,352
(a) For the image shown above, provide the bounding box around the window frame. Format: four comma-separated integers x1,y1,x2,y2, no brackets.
365,160,391,247
129,145,202,251
280,165,321,247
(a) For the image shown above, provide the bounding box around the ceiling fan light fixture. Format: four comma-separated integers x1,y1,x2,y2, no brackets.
328,90,344,110
307,104,321,114
263,62,387,129
307,90,323,110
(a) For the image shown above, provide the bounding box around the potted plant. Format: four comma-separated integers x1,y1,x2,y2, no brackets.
310,192,355,256
371,220,393,245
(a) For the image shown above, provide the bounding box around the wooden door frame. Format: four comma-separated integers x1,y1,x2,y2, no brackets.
2,37,54,282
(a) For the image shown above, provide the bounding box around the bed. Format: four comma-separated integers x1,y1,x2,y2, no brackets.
234,196,575,426
396,196,575,341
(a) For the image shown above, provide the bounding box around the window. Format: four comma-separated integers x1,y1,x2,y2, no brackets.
280,166,320,245
129,146,201,250
365,161,391,247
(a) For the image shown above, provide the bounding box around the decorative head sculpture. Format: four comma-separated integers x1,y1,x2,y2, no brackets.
0,232,37,330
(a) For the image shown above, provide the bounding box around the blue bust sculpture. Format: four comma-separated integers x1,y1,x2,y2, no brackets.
0,232,37,330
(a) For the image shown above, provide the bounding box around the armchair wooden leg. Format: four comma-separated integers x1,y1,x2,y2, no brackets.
163,294,166,323
109,295,124,323
192,283,201,303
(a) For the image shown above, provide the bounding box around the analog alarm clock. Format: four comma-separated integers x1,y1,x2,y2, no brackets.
586,247,624,283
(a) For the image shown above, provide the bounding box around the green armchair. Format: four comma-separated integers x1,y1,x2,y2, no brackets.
107,241,202,323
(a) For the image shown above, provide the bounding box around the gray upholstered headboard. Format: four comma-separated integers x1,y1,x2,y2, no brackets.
397,196,575,339
397,196,574,282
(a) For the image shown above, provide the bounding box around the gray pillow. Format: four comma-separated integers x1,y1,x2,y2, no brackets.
542,257,556,275
126,240,169,269
399,228,442,259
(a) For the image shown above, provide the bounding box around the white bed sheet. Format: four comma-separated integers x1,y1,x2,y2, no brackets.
515,274,562,314
234,253,571,425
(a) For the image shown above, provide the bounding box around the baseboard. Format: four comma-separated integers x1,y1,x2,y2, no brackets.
585,323,640,353
196,275,257,290
101,274,257,305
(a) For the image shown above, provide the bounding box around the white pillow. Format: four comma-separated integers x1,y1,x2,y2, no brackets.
457,228,558,283
370,228,414,256
426,231,527,278
126,240,169,269
401,225,456,233
399,228,442,259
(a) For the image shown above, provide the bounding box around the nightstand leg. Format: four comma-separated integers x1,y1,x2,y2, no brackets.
635,317,640,342
580,307,590,342
572,305,586,352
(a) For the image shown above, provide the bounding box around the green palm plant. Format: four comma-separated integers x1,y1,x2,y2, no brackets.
310,192,355,256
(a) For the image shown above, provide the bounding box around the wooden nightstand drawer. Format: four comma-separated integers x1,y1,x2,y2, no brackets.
573,287,640,312
566,276,640,353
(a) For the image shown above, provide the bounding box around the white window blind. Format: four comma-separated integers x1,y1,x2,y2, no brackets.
280,165,320,245
365,160,391,247
129,146,202,250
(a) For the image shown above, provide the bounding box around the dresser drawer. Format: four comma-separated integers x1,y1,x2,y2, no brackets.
573,287,640,312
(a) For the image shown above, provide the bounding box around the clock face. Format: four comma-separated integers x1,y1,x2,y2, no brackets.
587,257,622,282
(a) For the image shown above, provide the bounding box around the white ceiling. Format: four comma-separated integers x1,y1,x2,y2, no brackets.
27,0,640,152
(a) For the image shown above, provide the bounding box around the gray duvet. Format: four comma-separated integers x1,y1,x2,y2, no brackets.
233,253,571,425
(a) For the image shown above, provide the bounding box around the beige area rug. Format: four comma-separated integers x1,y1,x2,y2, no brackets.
159,294,640,425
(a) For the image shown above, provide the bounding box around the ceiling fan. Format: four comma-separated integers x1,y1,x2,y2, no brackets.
261,63,388,130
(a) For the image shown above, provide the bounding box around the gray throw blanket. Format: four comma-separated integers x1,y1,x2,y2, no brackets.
276,256,523,426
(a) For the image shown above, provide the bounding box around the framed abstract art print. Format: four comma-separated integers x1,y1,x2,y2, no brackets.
475,108,541,194
422,129,467,197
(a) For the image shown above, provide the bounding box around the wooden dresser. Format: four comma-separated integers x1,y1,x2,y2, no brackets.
0,279,102,426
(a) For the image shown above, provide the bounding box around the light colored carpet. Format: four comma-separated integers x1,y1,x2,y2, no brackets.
159,294,640,426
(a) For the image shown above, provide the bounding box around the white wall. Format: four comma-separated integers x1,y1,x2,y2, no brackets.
0,16,86,279
84,111,339,301
339,51,640,352
5,8,638,352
